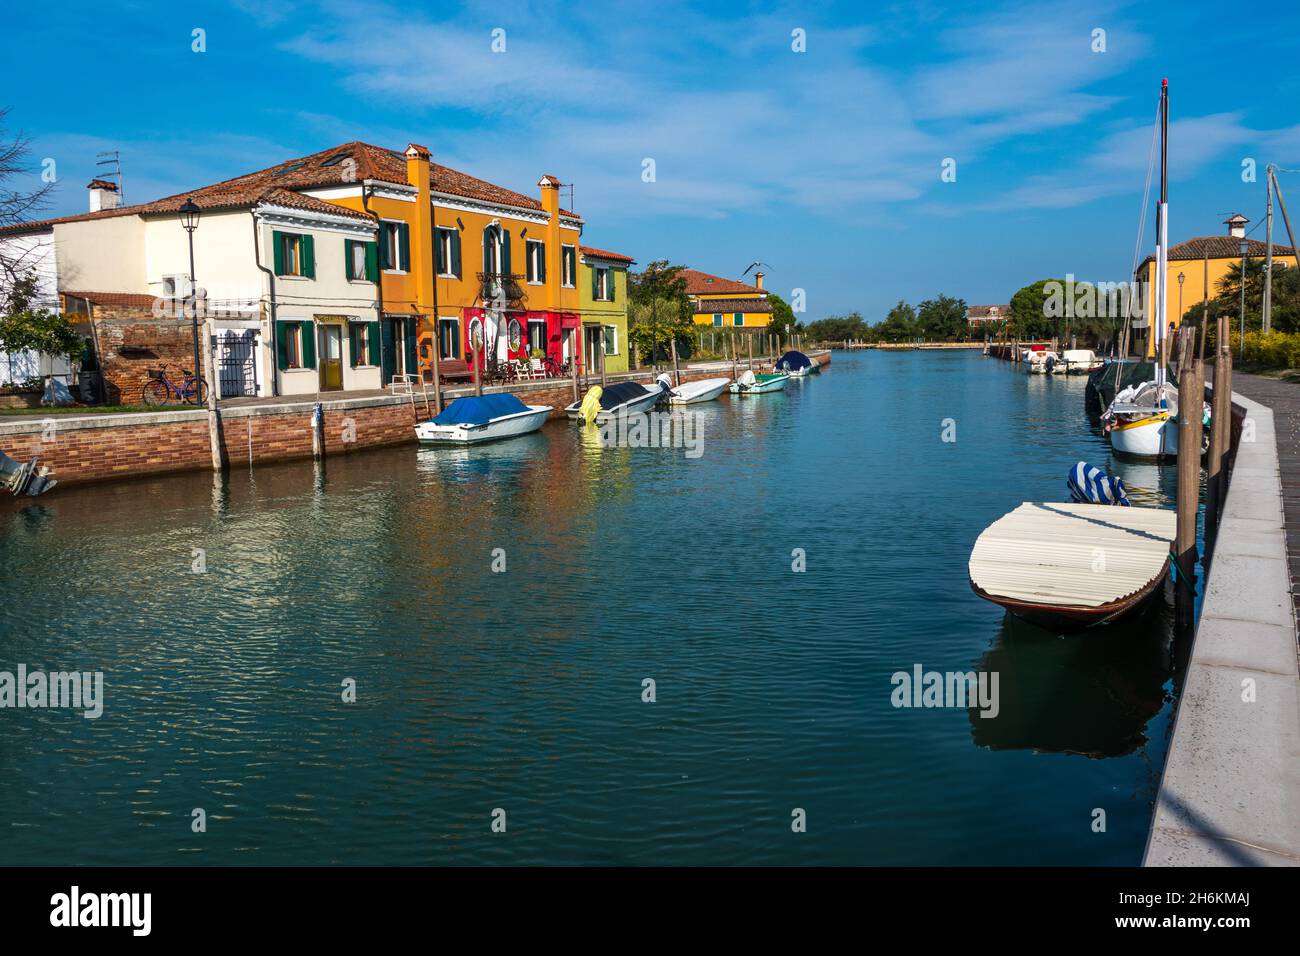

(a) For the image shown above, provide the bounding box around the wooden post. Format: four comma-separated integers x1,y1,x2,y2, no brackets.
201,315,224,471
599,329,607,387
430,330,443,414
311,401,325,461
729,333,738,380
1206,312,1234,553
471,343,482,396
570,329,580,404
671,336,681,386
1174,327,1204,628
747,333,754,370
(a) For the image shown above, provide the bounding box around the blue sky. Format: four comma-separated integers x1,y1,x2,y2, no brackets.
4,0,1300,318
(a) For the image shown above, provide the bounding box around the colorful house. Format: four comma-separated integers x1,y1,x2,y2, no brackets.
683,268,771,329
578,246,634,375
1133,214,1297,356
0,141,591,398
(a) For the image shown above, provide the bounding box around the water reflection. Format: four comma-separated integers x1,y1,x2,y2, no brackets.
968,600,1174,758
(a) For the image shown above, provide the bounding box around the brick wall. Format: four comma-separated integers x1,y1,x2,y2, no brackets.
89,307,199,405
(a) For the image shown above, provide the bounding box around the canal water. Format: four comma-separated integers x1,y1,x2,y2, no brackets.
0,350,1193,865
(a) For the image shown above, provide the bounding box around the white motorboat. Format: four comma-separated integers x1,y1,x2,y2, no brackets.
728,369,790,394
1024,350,1060,374
565,380,667,422
656,373,730,405
1058,349,1104,375
774,350,819,377
415,393,552,444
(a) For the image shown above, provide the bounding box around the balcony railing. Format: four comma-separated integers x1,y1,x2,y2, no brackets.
477,272,527,308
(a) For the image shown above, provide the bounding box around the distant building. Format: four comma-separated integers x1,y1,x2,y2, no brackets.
1133,213,1298,356
683,268,772,329
967,304,1010,327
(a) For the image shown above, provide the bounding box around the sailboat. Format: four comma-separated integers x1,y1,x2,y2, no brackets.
1102,80,1207,459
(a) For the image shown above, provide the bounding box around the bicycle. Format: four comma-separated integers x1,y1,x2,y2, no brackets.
141,367,208,406
542,357,571,379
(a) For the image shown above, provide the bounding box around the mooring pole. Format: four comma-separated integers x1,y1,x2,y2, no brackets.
471,344,482,397
670,336,681,386
200,313,224,471
599,330,607,388
1174,327,1204,628
1206,312,1234,552
311,401,325,461
430,332,443,414
747,333,754,371
570,329,580,404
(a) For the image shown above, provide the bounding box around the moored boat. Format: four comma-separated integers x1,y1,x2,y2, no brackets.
968,500,1176,631
1058,349,1104,375
774,350,819,377
564,380,667,422
1022,347,1059,374
657,373,730,405
728,370,789,394
414,393,552,444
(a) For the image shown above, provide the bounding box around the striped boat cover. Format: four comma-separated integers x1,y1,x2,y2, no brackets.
1068,461,1131,507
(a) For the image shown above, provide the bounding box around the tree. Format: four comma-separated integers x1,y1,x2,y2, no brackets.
804,313,871,342
628,260,694,365
915,294,968,341
0,270,83,361
876,300,917,342
0,107,53,289
765,291,800,342
1008,279,1063,340
1183,260,1300,346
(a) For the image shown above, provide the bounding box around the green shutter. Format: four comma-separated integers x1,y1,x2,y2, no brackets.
501,229,511,275
379,225,391,270
591,266,600,300
273,231,286,275
399,222,410,272
300,234,315,279
607,268,616,302
734,313,743,326
368,321,381,365
405,320,417,374
275,320,290,369
344,240,354,279
300,321,316,368
435,229,445,275
349,324,359,368
538,242,546,283
365,241,378,282
483,228,492,273
450,230,461,277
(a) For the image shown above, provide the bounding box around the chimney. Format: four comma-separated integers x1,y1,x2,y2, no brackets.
538,175,562,308
1224,213,1248,239
404,143,433,355
87,178,120,213
754,271,765,290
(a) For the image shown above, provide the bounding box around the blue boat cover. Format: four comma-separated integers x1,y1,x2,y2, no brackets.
1067,461,1131,506
775,350,812,372
599,381,652,409
431,393,529,426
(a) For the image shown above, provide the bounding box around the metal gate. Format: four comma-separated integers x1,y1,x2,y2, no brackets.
217,329,259,398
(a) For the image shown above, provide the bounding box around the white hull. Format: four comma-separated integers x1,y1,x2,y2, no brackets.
729,374,789,394
1109,414,1177,457
415,405,552,444
785,364,820,377
564,386,664,421
668,377,729,404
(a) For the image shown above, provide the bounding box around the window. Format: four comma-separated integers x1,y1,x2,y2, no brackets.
320,151,352,167
482,225,510,275
438,317,461,360
436,227,461,278
345,240,376,282
350,322,377,367
508,318,522,350
528,319,547,353
734,313,744,326
379,221,410,272
712,314,723,327
273,231,315,278
593,267,610,301
526,239,546,283
603,325,618,356
468,317,484,353
282,323,305,368
272,161,306,178
561,245,576,287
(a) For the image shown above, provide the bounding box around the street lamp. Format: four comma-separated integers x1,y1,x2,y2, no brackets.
179,198,202,404
1239,238,1249,361
1176,271,1185,326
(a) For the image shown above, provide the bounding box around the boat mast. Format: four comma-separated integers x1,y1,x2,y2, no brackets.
1154,79,1169,392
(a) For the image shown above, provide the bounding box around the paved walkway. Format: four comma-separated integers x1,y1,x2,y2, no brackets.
1231,372,1300,628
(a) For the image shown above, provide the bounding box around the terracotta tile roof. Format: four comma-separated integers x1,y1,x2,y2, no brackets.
967,304,1010,318
580,245,634,264
0,140,581,236
693,297,773,314
679,268,764,296
1136,236,1298,272
62,291,157,308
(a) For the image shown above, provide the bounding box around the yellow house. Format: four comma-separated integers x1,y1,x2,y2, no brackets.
578,246,634,375
1134,214,1296,356
684,267,772,328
